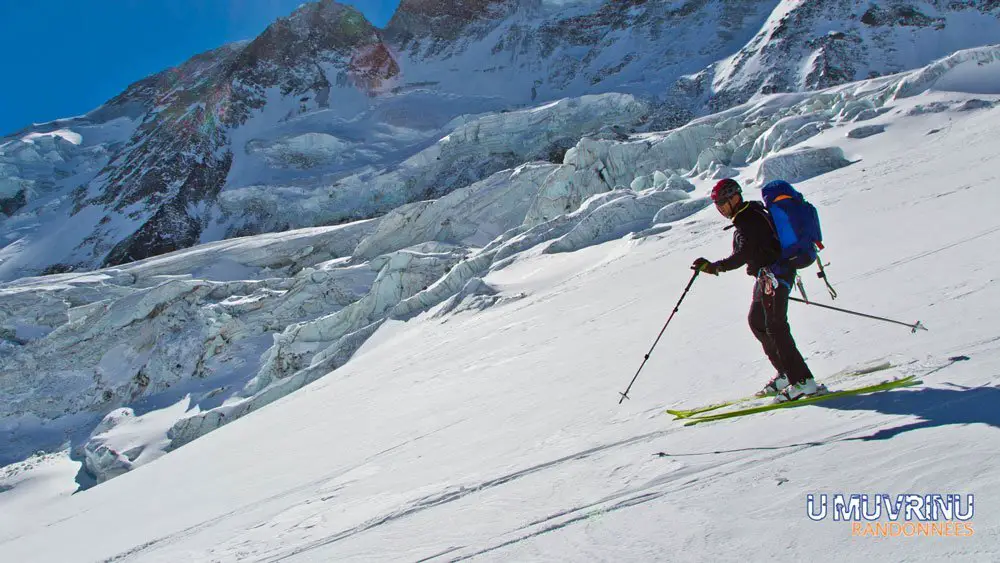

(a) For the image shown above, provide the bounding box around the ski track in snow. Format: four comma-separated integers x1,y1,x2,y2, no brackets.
241,359,978,563
99,357,981,563
97,419,468,563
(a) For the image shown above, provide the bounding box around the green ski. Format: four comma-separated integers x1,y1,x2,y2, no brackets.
666,361,895,419
681,375,922,426
666,398,743,419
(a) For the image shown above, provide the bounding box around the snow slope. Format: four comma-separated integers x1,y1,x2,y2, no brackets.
2,46,1000,561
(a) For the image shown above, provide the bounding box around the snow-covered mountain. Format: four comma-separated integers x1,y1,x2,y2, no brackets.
2,41,999,483
2,0,999,280
3,0,1000,557
385,0,1000,108
2,43,999,561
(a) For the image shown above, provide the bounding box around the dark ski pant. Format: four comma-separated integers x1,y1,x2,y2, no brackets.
748,276,814,385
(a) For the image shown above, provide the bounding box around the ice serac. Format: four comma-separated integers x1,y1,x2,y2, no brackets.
756,146,852,185
216,93,650,236
545,188,691,254
353,162,561,260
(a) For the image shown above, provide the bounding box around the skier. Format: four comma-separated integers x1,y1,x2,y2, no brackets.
691,178,822,402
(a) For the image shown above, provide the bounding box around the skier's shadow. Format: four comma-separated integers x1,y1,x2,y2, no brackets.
816,383,1000,441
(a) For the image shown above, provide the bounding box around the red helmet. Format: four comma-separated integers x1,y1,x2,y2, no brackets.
711,178,742,202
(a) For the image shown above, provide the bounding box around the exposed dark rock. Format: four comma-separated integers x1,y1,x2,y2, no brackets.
861,4,940,27
102,153,233,266
0,189,26,216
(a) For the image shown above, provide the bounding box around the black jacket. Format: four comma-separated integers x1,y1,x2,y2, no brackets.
714,200,783,278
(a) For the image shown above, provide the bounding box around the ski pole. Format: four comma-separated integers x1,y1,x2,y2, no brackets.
619,269,700,403
788,296,927,333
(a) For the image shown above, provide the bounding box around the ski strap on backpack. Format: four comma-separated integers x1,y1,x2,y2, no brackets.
816,256,838,300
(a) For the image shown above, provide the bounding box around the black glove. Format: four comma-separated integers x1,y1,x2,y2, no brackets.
692,257,719,275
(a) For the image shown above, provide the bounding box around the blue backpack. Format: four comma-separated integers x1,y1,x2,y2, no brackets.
762,180,823,271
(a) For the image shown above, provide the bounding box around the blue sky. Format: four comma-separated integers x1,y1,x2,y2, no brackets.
0,1,401,135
